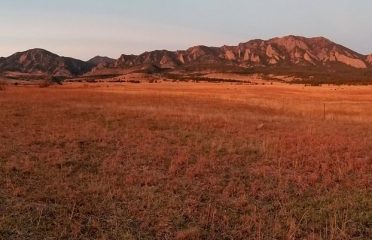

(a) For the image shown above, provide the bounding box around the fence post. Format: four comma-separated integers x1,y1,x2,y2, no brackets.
323,103,326,120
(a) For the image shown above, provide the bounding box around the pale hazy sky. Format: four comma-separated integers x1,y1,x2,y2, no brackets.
1,0,371,60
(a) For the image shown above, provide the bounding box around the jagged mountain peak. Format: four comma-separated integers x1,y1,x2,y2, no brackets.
110,36,370,70
269,35,312,52
1,36,371,80
0,48,94,77
12,48,59,63
366,54,372,64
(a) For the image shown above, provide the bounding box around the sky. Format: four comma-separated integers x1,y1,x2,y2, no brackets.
0,0,371,60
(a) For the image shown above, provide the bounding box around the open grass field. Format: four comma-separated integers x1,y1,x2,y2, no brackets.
0,83,371,239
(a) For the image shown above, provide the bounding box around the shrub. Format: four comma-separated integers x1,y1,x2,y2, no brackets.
128,80,140,84
0,80,7,91
39,80,52,88
149,79,158,83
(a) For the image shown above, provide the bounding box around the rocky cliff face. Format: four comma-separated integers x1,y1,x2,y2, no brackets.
366,54,372,65
115,54,138,68
0,49,94,77
264,36,367,68
0,36,370,79
116,50,181,68
113,36,370,70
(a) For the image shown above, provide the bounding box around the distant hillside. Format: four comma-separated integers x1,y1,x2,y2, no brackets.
0,36,371,83
113,36,371,70
0,49,94,78
88,56,115,67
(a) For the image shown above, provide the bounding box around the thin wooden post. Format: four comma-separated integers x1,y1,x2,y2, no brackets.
323,103,326,120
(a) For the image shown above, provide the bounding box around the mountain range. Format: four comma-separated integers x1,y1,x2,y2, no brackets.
0,35,371,81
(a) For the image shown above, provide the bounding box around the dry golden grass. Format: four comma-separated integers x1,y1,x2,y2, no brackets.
0,83,371,239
